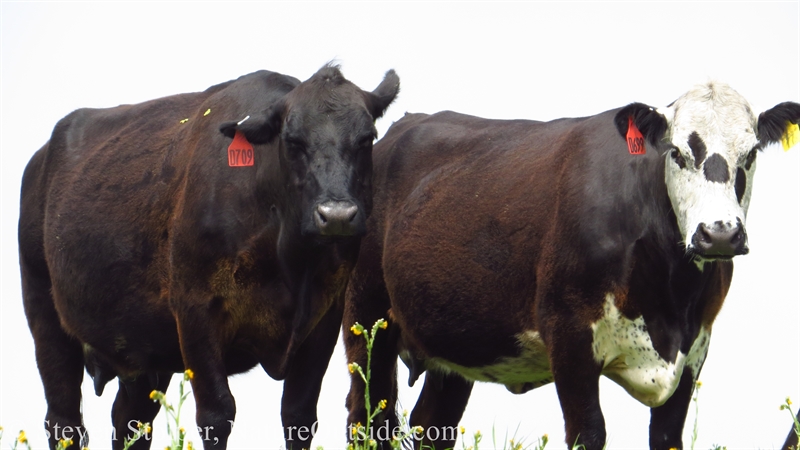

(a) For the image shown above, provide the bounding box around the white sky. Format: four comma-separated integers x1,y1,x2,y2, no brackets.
1,2,798,449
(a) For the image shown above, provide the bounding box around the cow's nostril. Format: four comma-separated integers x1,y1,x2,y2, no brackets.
314,201,361,236
315,208,329,224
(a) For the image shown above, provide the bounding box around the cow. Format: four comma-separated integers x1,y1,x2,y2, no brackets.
18,64,399,450
343,82,799,449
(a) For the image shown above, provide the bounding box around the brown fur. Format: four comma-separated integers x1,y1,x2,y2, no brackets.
19,66,399,450
344,109,742,450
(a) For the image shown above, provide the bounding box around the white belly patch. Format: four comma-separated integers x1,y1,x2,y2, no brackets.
591,293,709,407
425,330,553,394
421,293,711,403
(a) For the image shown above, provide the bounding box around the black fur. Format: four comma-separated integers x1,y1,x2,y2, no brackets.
688,132,707,168
757,102,800,145
219,99,284,144
703,154,730,183
614,103,669,149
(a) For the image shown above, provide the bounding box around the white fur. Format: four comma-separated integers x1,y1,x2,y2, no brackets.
426,330,553,394
423,294,710,405
591,293,704,408
661,81,759,251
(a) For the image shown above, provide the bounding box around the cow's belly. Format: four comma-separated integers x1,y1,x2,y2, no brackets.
591,293,710,407
423,330,553,394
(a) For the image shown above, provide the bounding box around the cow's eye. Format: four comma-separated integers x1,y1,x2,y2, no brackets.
670,148,687,169
743,147,758,170
356,134,376,149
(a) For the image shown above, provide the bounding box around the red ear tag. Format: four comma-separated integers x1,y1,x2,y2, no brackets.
228,130,254,167
626,117,646,155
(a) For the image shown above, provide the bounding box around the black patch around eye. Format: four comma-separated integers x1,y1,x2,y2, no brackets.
744,147,758,170
688,132,707,169
735,168,747,203
671,148,686,169
703,153,730,183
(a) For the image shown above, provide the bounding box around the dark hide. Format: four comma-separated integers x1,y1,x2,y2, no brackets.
344,99,795,449
758,102,800,144
19,64,398,450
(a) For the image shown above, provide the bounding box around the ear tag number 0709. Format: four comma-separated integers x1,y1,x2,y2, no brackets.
228,130,254,167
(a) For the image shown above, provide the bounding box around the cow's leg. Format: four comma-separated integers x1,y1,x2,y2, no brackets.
21,267,86,450
549,327,606,450
281,304,343,450
409,371,474,450
343,238,400,449
648,370,696,450
174,297,235,450
111,373,172,450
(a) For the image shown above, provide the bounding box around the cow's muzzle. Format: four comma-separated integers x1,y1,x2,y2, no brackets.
313,200,363,237
690,219,749,258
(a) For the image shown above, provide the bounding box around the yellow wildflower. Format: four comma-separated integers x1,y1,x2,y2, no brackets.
787,397,793,406
145,425,152,434
187,443,193,450
348,363,356,374
18,431,27,444
61,438,73,447
379,320,388,329
350,324,363,336
149,390,158,400
459,426,465,435
695,380,702,388
378,399,388,410
184,369,195,380
351,426,358,437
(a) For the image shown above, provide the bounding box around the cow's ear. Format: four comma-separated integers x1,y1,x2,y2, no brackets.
614,102,670,148
757,101,800,147
362,69,400,120
218,99,285,145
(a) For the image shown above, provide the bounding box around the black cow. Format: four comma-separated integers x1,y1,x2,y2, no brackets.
19,64,399,450
343,82,799,449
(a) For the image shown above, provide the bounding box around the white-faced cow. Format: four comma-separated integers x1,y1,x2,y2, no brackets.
19,64,399,450
343,82,799,449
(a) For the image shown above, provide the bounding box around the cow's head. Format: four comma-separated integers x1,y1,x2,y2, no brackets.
219,64,399,241
615,82,800,260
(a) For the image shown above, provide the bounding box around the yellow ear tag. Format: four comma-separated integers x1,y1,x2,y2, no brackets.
781,122,799,151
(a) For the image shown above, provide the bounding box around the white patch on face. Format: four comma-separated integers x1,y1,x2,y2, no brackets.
591,293,685,407
425,330,553,394
661,81,759,251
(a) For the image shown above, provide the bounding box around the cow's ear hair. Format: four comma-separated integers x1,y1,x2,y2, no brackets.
757,101,800,146
363,69,400,120
614,102,669,148
218,99,286,145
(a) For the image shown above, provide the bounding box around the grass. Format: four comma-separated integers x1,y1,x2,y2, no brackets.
3,327,799,449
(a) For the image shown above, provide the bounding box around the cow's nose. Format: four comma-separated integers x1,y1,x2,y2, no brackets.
314,201,360,236
691,220,748,257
